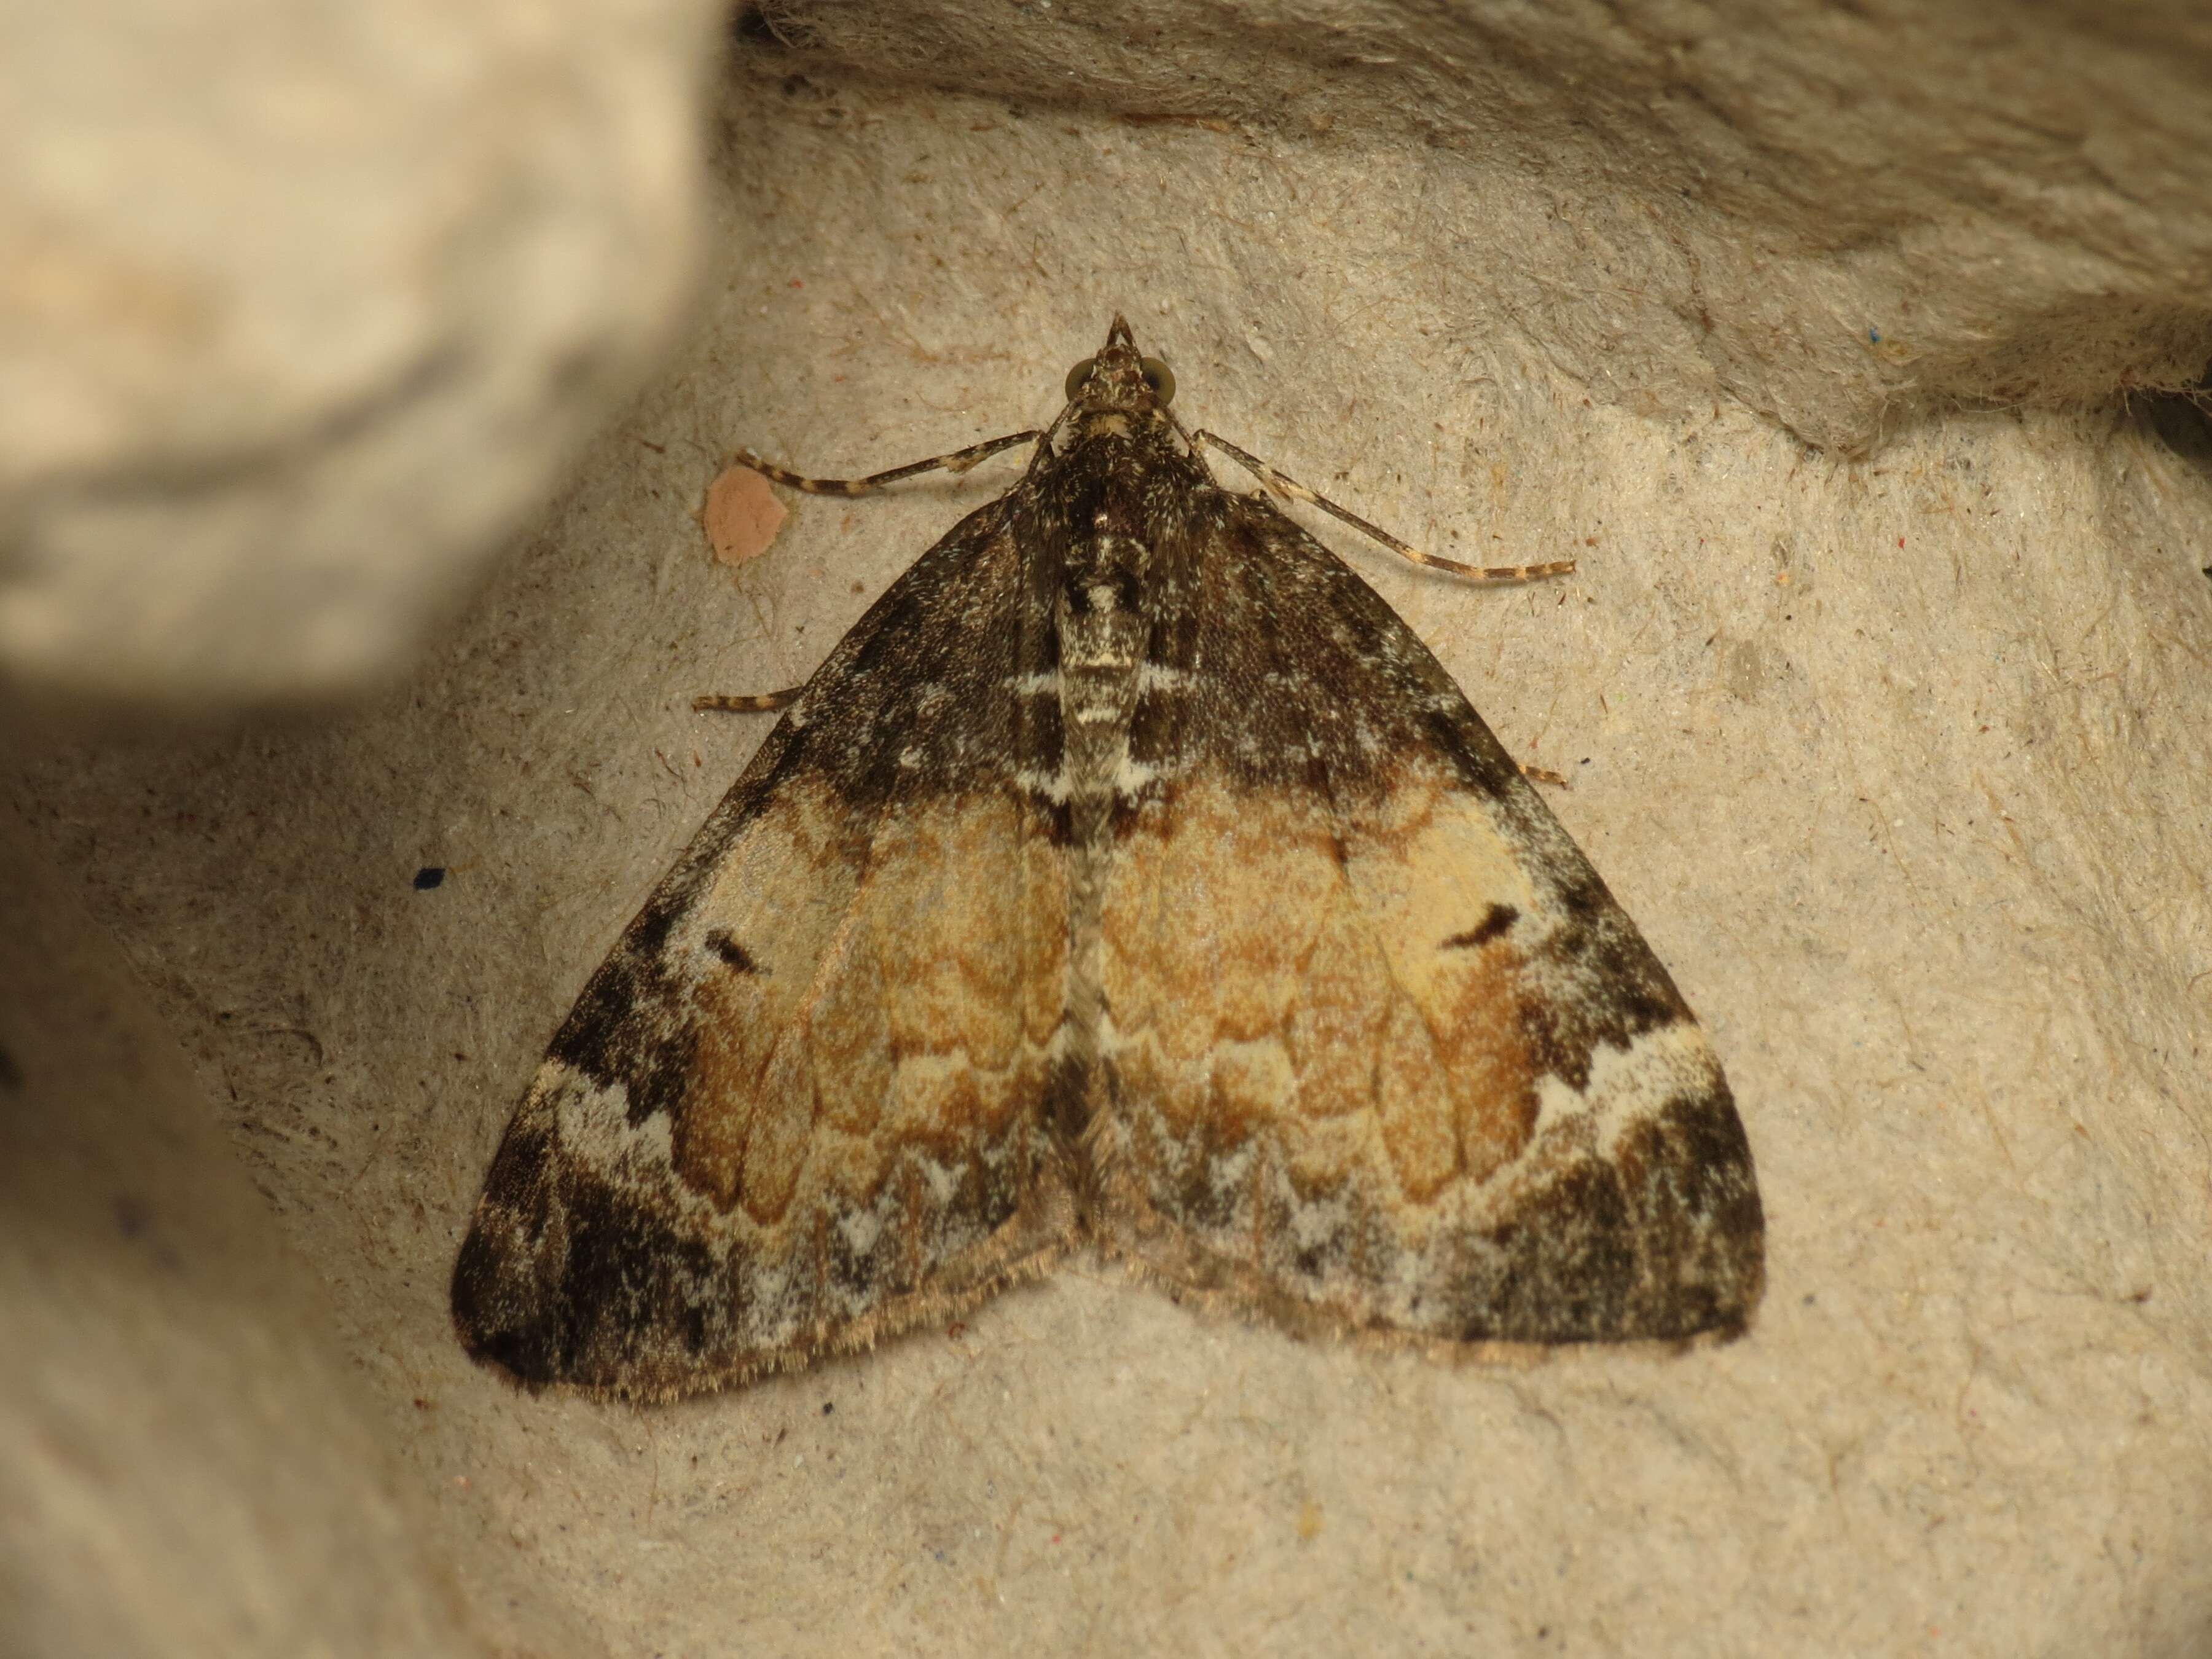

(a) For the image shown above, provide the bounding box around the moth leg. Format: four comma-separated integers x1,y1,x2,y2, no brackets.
734,429,1041,496
692,689,803,713
1191,430,1578,584
1520,762,1570,788
699,430,1041,714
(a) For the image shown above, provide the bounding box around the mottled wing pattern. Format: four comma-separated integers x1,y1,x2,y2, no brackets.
1097,487,1763,1342
455,314,1762,1401
452,500,1073,1398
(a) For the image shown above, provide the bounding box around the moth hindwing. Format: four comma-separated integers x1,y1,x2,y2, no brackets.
452,315,1764,1400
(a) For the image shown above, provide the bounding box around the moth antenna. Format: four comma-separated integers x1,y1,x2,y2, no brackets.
1192,430,1577,584
694,689,803,713
734,429,1041,497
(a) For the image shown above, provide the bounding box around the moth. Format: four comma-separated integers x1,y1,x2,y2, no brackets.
452,316,1764,1400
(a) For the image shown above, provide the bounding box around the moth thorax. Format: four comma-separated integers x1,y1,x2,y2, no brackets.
1059,526,1148,716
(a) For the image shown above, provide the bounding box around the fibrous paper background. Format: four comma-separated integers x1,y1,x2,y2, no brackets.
6,4,2212,1655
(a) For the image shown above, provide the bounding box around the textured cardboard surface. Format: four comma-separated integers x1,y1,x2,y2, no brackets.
0,0,712,704
9,14,2212,1657
0,815,501,1659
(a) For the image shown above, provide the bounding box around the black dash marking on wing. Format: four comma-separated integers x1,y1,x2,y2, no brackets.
704,930,764,975
1444,903,1519,951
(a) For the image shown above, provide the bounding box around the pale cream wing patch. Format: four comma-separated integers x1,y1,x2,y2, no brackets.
1094,494,1762,1344
1099,761,1755,1343
453,508,1074,1399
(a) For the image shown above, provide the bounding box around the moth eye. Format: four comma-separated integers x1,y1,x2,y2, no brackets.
1141,357,1176,404
1064,357,1096,401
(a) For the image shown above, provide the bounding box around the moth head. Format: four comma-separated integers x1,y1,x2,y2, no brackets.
1063,314,1175,410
